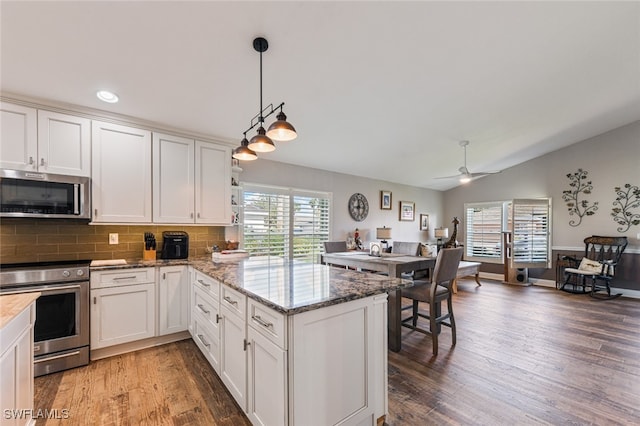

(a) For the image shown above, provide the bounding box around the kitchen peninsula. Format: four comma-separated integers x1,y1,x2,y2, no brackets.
191,257,410,426
93,257,412,426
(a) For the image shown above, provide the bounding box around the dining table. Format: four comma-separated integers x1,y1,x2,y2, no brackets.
320,251,436,352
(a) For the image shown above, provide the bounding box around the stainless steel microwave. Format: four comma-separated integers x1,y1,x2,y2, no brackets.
0,169,91,219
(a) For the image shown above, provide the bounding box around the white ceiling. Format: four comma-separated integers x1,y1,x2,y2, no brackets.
2,1,639,191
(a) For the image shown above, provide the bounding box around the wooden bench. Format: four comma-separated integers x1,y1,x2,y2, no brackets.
452,261,482,293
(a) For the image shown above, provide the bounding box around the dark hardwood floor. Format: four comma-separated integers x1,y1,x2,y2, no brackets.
34,279,640,425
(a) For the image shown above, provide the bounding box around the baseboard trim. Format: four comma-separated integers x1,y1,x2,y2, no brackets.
90,331,191,361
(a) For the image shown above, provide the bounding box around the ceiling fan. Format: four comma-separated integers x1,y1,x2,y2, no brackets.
435,140,501,183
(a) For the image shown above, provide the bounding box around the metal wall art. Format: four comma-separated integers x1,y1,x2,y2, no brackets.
562,168,599,227
611,184,640,232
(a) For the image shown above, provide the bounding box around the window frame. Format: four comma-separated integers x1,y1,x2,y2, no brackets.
242,183,332,263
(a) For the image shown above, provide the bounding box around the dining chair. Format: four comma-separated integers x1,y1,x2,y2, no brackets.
400,247,463,355
323,241,348,253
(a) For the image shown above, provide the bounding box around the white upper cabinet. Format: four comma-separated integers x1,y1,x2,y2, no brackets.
91,120,152,223
195,141,231,224
153,133,195,223
153,135,232,225
0,102,37,171
0,103,90,176
37,110,91,176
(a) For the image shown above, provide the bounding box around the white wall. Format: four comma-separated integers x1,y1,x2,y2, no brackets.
443,120,640,251
239,160,444,246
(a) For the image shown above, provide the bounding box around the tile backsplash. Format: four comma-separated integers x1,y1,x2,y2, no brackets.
0,218,227,264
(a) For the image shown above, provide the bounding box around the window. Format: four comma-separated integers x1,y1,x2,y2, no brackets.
464,202,504,263
243,184,331,263
464,198,552,268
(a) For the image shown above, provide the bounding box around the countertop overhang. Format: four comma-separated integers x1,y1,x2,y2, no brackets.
91,257,413,315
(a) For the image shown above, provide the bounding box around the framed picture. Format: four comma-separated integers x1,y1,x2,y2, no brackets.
380,190,392,210
399,201,415,221
420,214,429,230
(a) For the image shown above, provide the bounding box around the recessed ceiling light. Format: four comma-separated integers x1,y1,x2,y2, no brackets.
96,90,119,103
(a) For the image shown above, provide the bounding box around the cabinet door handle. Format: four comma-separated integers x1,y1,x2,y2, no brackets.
216,314,222,323
40,158,46,167
93,297,96,304
197,334,210,348
223,296,238,306
94,208,98,218
243,339,250,351
252,315,273,329
197,279,210,287
197,304,210,314
197,213,200,218
163,272,166,280
190,212,194,219
28,156,34,165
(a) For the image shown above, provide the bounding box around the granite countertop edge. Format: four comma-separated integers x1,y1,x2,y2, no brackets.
90,257,412,315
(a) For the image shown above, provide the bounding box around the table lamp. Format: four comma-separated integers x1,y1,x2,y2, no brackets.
376,226,392,251
435,227,449,251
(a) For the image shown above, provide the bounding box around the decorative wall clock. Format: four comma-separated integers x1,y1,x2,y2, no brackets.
348,193,369,221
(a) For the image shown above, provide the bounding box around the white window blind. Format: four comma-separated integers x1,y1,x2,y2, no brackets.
243,185,330,263
464,202,504,263
510,198,552,269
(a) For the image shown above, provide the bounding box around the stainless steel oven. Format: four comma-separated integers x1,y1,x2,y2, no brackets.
0,260,90,376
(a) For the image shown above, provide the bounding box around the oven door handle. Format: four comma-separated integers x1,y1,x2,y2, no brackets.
33,350,81,364
1,284,82,295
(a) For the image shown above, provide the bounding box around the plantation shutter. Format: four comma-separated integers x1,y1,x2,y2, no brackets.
464,202,504,263
243,185,330,263
510,198,552,269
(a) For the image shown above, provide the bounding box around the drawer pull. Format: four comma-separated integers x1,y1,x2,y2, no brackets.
197,279,210,287
197,334,211,348
252,315,274,329
113,276,137,281
223,296,238,306
197,304,210,314
216,314,222,324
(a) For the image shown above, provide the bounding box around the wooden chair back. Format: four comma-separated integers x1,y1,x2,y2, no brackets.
323,241,348,253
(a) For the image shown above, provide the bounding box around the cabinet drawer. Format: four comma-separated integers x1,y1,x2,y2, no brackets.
248,299,287,350
193,286,220,331
193,270,220,300
192,316,221,373
91,267,155,289
220,285,246,319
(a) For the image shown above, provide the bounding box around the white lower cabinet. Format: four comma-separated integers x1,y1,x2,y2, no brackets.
0,299,35,426
157,266,189,336
247,325,287,426
219,286,247,410
90,268,156,349
188,267,388,426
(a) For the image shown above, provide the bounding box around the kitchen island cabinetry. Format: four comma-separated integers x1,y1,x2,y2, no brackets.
91,120,152,223
90,268,156,349
0,102,90,176
189,258,406,426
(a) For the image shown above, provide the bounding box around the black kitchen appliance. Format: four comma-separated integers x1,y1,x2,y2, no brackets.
161,231,189,259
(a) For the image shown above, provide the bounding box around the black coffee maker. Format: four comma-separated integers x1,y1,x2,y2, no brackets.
161,231,189,259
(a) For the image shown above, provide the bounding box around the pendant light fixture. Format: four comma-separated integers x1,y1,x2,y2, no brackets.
232,37,297,161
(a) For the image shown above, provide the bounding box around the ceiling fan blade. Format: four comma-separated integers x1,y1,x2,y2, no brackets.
468,171,502,178
434,174,463,180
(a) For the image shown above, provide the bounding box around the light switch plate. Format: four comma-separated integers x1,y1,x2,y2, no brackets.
109,233,119,245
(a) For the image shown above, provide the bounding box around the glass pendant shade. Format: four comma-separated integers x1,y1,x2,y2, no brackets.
248,126,276,152
266,111,297,141
232,137,258,161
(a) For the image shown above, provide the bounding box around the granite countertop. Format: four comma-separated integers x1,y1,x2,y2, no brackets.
0,293,39,330
91,256,412,315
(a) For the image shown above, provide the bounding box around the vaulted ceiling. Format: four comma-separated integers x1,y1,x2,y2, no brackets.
2,1,639,190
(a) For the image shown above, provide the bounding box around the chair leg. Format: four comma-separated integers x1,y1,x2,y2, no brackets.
430,301,438,356
412,300,419,327
447,296,456,347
